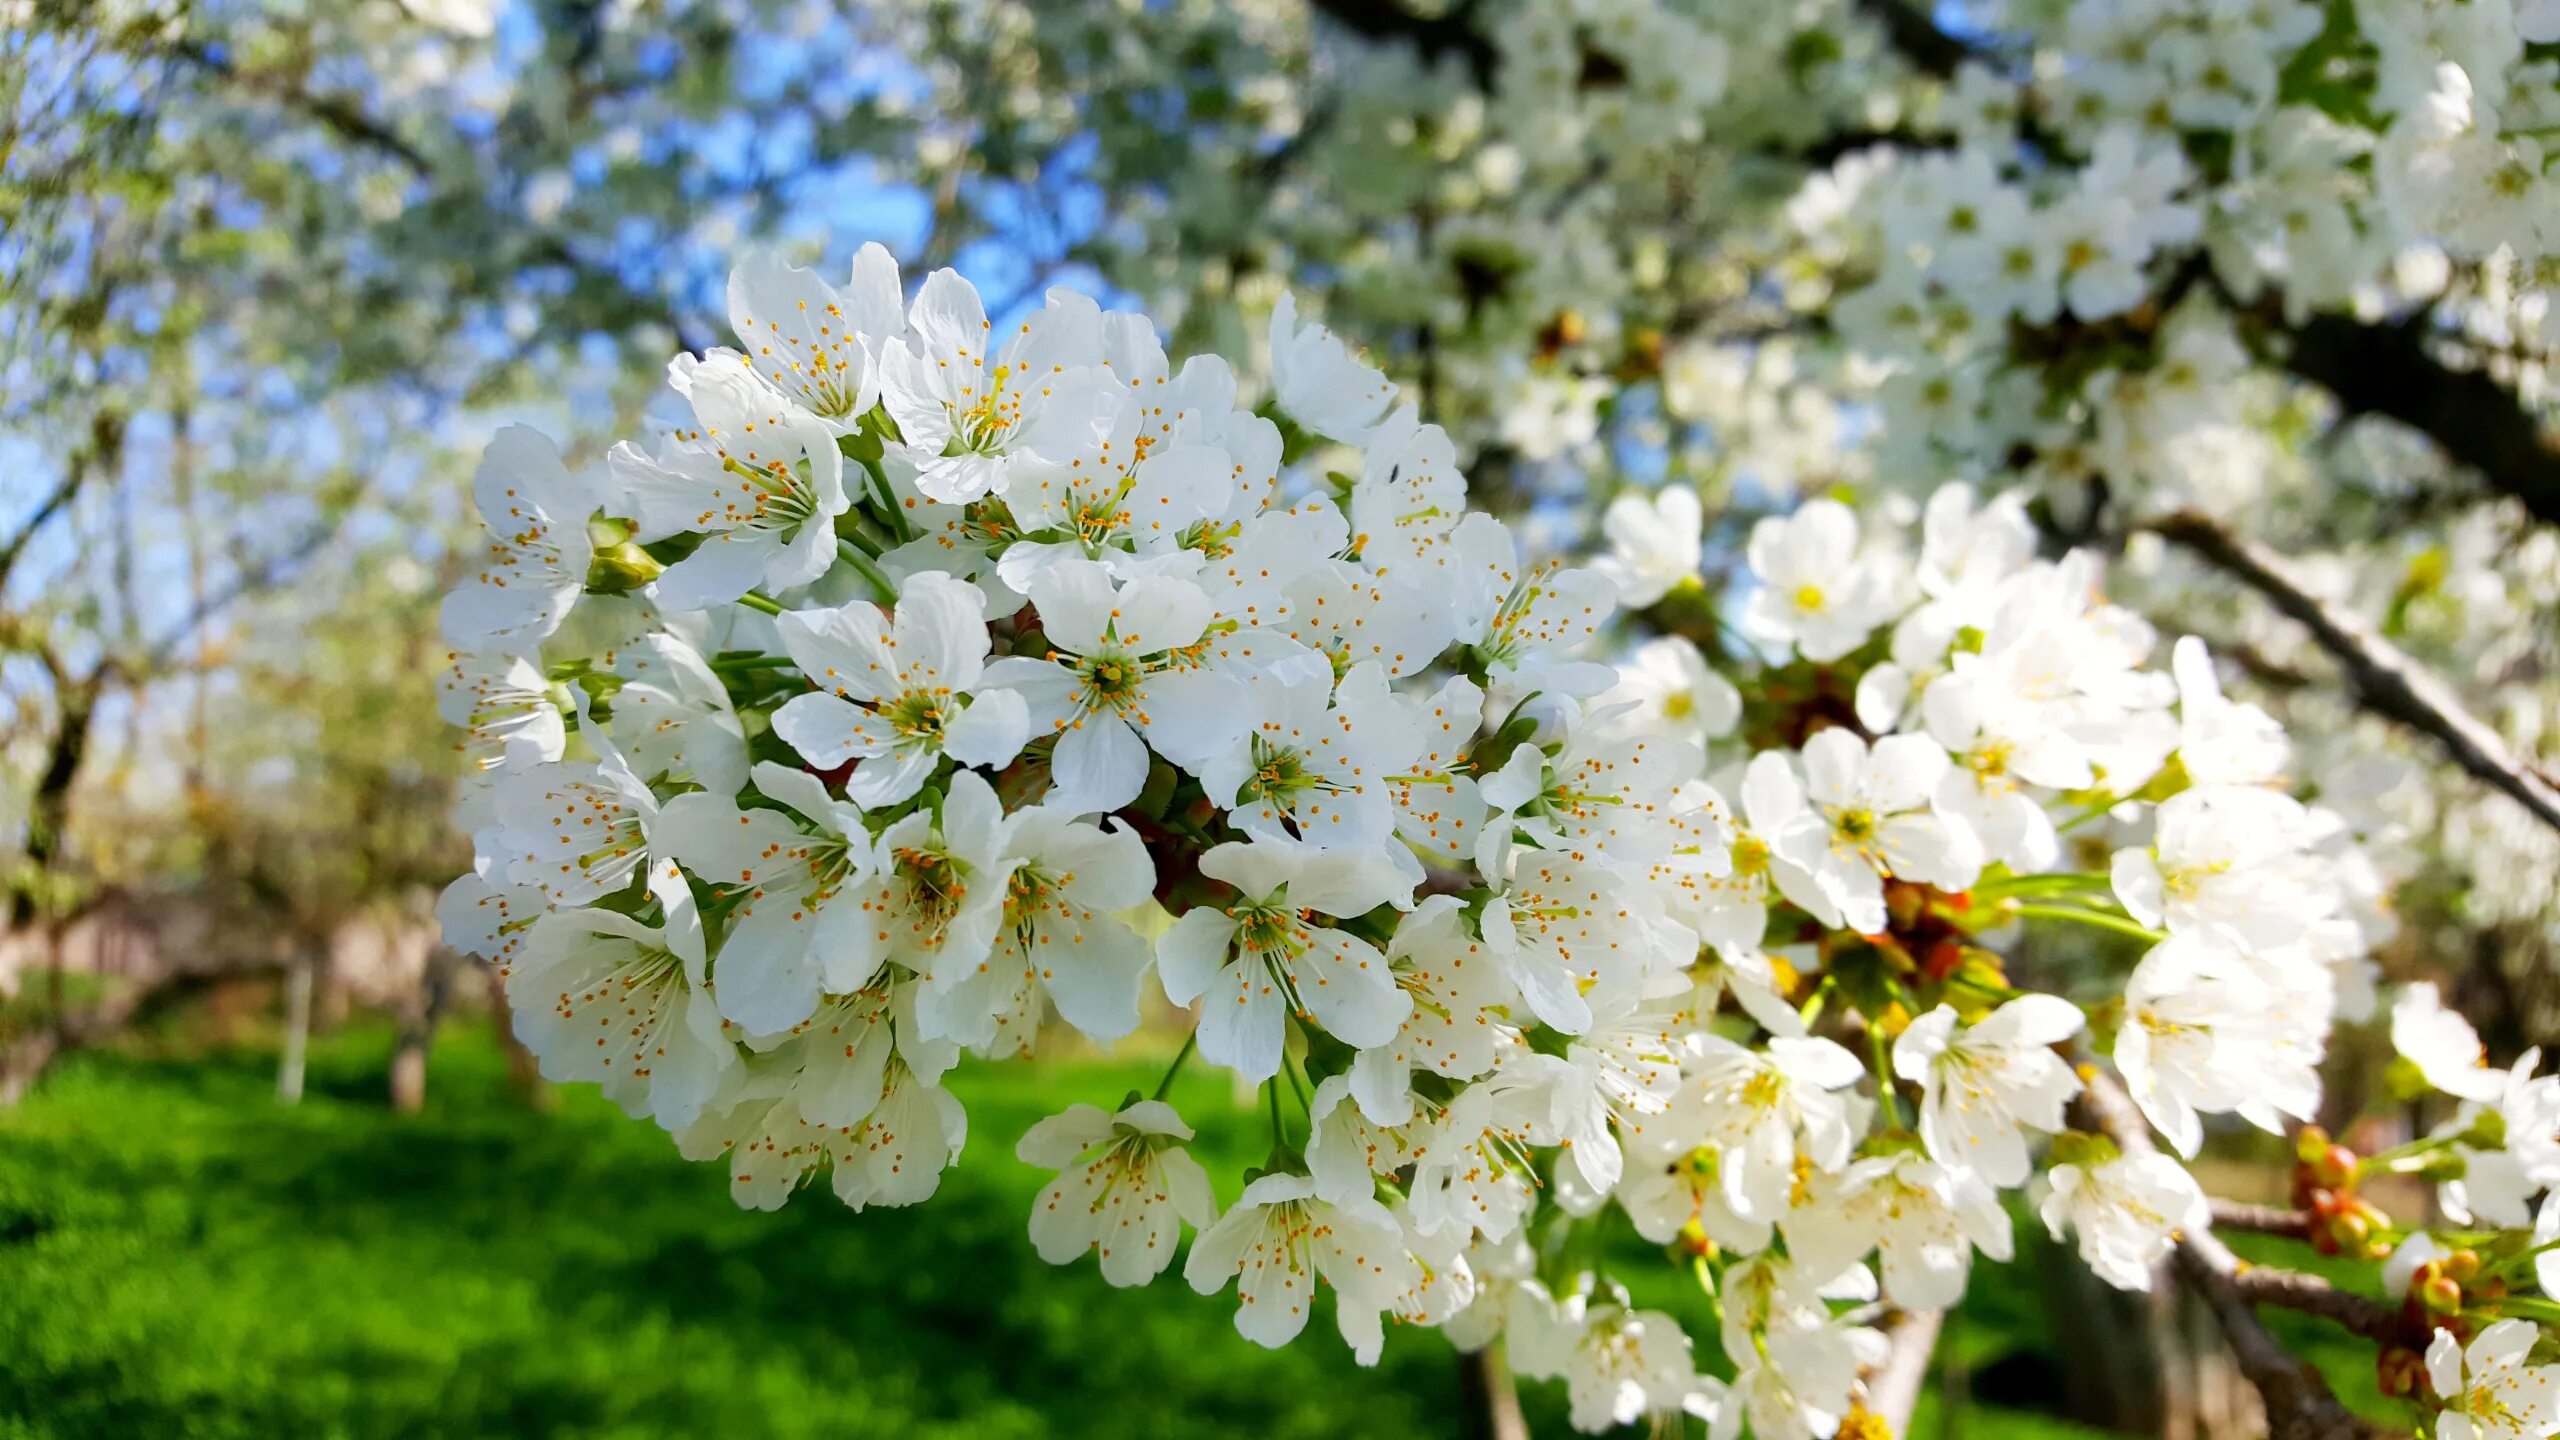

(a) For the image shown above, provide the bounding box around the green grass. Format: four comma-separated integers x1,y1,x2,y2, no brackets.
0,973,111,1041
0,1022,2382,1438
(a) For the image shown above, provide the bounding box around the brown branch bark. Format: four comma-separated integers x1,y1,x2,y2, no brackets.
2265,309,2560,531
2149,509,2560,837
1862,1307,1945,1434
1455,1342,1529,1440
2077,1068,2403,1440
2221,1266,2406,1345
2207,1200,2312,1239
388,946,461,1113
1303,0,1499,86
1854,0,1969,78
6,646,102,935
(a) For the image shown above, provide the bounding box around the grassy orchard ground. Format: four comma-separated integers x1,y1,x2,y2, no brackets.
0,1021,2383,1438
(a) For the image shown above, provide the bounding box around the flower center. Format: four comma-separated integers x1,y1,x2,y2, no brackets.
1070,646,1156,719
1831,806,1878,846
881,688,951,744
891,844,970,942
949,364,1024,454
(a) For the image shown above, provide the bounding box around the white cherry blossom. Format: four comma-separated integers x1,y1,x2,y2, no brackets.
1893,996,2085,1187
2427,1320,2560,1440
1184,1172,1418,1363
441,426,599,648
2040,1150,2210,1292
1156,837,1417,1082
771,574,1029,807
1018,1098,1214,1287
980,561,1248,813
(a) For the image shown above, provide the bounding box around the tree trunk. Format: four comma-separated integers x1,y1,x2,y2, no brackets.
482,962,553,1111
1456,1343,1530,1440
388,948,457,1113
0,1029,62,1107
2044,1242,2179,1434
2040,1240,2267,1439
276,951,314,1104
1,922,68,1108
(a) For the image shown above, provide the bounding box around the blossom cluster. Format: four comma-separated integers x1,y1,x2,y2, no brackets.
435,254,2554,1438
1770,0,2560,513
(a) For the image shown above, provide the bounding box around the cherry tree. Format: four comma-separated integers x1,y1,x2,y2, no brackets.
11,0,2560,1434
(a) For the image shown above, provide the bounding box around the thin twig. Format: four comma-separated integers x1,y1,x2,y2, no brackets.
160,38,432,175
2077,1068,2402,1440
2222,1266,2406,1344
0,469,85,592
2149,509,2560,837
2207,1200,2313,1239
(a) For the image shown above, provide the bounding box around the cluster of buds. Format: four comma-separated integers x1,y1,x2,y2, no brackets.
2292,1126,2393,1260
2377,1243,2512,1402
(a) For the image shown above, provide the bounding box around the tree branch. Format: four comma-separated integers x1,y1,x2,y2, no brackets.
2148,509,2560,838
1302,0,1499,87
1455,1342,1529,1440
2077,1069,2402,1440
154,33,702,352
2207,1200,2312,1239
2262,308,2560,531
159,38,432,176
0,411,120,596
1861,1307,1944,1433
136,515,342,674
1853,0,1968,78
0,471,84,594
2221,1266,2406,1345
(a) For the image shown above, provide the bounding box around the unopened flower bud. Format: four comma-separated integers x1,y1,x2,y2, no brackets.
2422,1273,2464,1315
585,541,664,594
2295,1126,2333,1167
2376,1346,2426,1397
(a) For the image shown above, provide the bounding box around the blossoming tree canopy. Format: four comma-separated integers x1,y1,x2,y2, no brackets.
437,250,2560,1438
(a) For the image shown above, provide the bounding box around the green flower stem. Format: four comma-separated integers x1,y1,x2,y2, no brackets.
736,591,785,616
2053,799,2125,833
862,457,917,542
2480,1295,2560,1325
837,540,898,605
1869,1023,1903,1129
2359,1133,2458,1171
1151,1031,1196,1102
2009,903,2166,945
1975,871,2115,900
2485,1236,2560,1281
